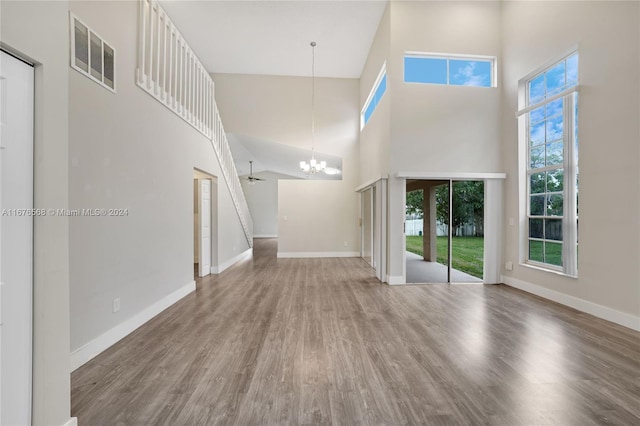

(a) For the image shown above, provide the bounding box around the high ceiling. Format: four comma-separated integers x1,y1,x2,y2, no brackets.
159,0,388,79
228,133,343,180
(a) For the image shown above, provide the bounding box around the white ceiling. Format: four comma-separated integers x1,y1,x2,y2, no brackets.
159,0,388,78
228,133,343,180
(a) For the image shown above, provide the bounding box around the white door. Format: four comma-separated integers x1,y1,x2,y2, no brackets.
198,179,211,277
0,50,34,426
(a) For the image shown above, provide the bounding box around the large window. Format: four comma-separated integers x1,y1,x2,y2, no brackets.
361,63,387,129
404,53,495,87
518,52,579,276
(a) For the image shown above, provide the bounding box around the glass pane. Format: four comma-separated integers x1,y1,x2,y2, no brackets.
546,115,563,142
547,194,563,216
546,141,563,166
74,19,89,72
530,172,545,194
375,74,387,103
364,74,386,126
546,169,564,192
364,97,376,125
404,57,447,84
545,61,566,95
530,146,545,169
574,94,579,153
546,98,563,118
529,74,545,104
529,106,544,124
576,173,579,216
449,60,492,87
435,184,450,274
530,195,545,216
545,219,562,241
530,121,545,146
451,181,484,282
566,53,579,87
90,31,102,80
103,44,114,89
545,242,563,266
529,240,544,262
529,218,543,238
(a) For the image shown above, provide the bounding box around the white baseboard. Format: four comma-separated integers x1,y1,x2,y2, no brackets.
277,251,359,258
62,418,78,426
501,275,640,331
387,275,405,285
70,280,196,371
211,247,253,274
253,234,277,238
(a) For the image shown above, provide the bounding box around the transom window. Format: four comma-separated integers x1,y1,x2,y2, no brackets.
361,63,387,130
518,51,579,276
404,53,496,87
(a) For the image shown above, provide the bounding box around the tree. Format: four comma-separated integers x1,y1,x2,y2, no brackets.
435,181,485,236
406,190,424,217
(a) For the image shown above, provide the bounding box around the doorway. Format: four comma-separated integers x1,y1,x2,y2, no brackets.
405,179,484,284
193,169,217,278
358,179,387,281
361,187,374,267
0,50,35,426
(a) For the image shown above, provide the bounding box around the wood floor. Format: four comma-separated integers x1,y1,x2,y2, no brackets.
72,239,640,425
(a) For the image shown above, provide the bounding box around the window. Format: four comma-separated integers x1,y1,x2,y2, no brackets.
361,63,386,129
518,52,579,276
70,13,116,92
404,53,495,87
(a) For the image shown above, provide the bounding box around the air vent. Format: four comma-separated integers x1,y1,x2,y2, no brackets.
70,13,115,92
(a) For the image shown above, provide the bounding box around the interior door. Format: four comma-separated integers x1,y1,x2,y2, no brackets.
198,178,212,277
0,50,34,426
361,188,373,266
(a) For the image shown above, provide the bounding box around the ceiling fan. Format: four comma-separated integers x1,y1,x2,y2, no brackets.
245,161,265,185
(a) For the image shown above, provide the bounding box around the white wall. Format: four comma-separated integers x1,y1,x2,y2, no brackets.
389,0,502,173
1,1,71,425
359,2,391,185
213,73,360,256
385,1,503,281
240,171,286,238
68,0,249,358
501,1,640,324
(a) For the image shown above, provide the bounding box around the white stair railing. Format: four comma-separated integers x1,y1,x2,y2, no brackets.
136,0,253,247
211,104,253,246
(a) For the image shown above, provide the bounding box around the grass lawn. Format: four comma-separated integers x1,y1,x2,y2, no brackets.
406,236,484,279
528,240,562,267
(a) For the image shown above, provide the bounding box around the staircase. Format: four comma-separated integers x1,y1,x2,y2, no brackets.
211,103,253,247
136,0,253,247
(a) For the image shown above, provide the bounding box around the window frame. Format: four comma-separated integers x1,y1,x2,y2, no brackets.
403,52,497,88
70,12,117,93
517,49,579,277
361,62,387,130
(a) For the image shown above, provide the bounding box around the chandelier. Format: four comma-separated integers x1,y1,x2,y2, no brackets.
300,41,326,174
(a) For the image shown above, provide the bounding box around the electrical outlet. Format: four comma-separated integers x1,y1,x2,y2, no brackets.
343,241,348,247
508,217,514,226
505,261,513,271
113,298,120,313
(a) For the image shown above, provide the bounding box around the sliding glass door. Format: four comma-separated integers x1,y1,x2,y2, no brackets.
405,179,484,283
450,181,484,283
